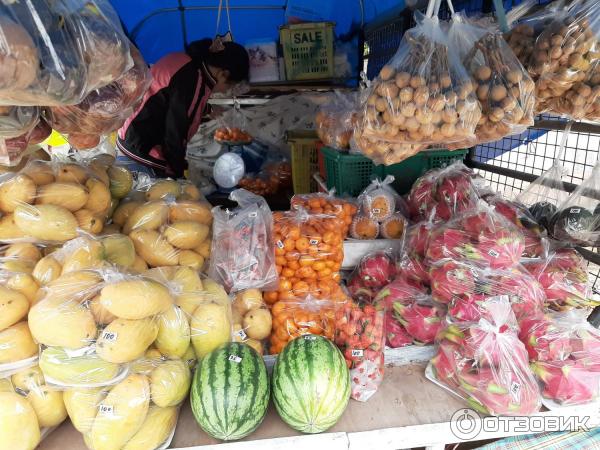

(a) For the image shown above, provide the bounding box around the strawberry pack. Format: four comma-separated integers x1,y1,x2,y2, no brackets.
428,296,542,415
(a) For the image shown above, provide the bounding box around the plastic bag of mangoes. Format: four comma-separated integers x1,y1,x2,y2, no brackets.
62,351,194,450
0,365,68,450
0,158,134,243
110,179,212,269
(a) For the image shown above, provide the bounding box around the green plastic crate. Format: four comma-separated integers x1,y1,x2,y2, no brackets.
321,147,469,196
279,22,335,81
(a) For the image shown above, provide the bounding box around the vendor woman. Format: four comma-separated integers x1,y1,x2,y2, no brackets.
117,38,249,178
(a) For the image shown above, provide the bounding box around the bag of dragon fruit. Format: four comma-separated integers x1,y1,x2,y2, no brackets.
347,250,398,303
427,296,542,415
375,277,445,346
426,200,525,269
334,301,385,402
519,309,600,406
524,247,597,311
395,217,437,288
430,259,545,323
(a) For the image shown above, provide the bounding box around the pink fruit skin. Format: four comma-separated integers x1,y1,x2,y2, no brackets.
448,294,486,323
359,253,397,289
533,360,600,405
384,311,413,348
426,229,472,262
476,231,524,269
398,255,430,287
406,223,432,258
430,261,475,304
408,178,436,221
394,302,445,344
375,277,429,310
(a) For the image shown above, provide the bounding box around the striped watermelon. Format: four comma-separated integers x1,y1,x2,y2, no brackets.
272,334,350,433
190,342,269,441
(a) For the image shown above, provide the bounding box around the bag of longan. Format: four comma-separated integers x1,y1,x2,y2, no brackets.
447,12,536,145
357,8,481,150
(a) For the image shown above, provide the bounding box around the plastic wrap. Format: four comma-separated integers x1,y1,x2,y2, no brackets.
406,161,479,222
428,296,542,415
448,13,535,145
0,105,39,138
352,129,427,166
231,289,272,356
0,115,50,167
375,277,445,346
349,214,380,239
524,248,596,310
0,365,68,449
549,160,600,246
214,106,252,144
269,297,336,354
347,251,398,304
291,190,358,239
210,189,278,293
520,309,600,405
334,301,385,401
357,176,397,222
238,160,292,197
315,91,360,149
425,201,525,269
269,208,346,303
357,11,481,150
430,260,545,323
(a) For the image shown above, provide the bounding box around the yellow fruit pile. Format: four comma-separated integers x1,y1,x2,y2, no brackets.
231,289,273,356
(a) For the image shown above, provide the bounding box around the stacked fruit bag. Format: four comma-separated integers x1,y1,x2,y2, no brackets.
428,296,542,415
231,289,273,356
524,247,597,310
347,251,398,303
350,177,408,240
520,309,600,405
112,179,212,269
0,364,68,449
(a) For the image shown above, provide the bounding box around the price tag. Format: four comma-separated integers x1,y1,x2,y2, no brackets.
98,404,114,416
276,240,284,249
351,349,364,358
488,249,500,258
248,212,258,218
235,329,247,341
570,208,581,214
372,208,381,214
510,381,522,403
309,239,319,245
228,355,242,363
304,335,317,341
101,331,118,342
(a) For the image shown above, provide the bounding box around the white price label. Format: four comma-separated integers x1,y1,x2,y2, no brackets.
372,208,381,214
235,329,247,341
488,249,500,258
228,355,242,363
510,381,522,403
276,240,284,249
248,212,258,218
304,335,317,341
570,208,581,214
98,404,114,416
101,331,118,342
309,239,319,245
351,349,364,358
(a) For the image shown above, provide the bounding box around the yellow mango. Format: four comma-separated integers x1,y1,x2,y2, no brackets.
7,273,40,304
89,295,117,325
102,223,122,235
4,243,41,264
36,182,89,212
0,378,14,392
96,318,159,363
91,374,150,450
163,221,209,249
101,234,135,267
0,391,40,450
88,162,110,186
130,255,148,273
182,344,197,370
44,270,102,302
56,164,88,184
0,286,29,330
29,297,97,348
123,201,169,234
181,183,201,201
168,200,212,224
11,366,45,392
63,387,106,434
100,279,172,320
173,265,203,292
155,305,190,358
0,259,33,274
33,256,62,285
150,359,191,407
0,214,27,240
107,166,133,199
145,180,180,201
0,322,37,363
130,229,179,267
122,405,178,450
111,201,142,227
85,178,112,214
74,209,104,234
190,302,231,358
14,204,78,242
39,347,120,386
175,292,210,318
195,239,212,259
21,161,55,185
0,174,36,213
61,238,105,273
26,385,67,427
178,250,204,270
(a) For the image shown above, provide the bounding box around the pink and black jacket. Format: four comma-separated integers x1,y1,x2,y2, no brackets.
118,52,215,177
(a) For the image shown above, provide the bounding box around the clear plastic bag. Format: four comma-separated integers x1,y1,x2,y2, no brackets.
347,251,398,304
429,259,545,323
428,296,542,415
231,289,272,356
358,11,481,148
209,189,278,293
334,301,385,401
315,91,360,150
357,176,398,222
448,13,536,144
426,200,525,269
519,309,600,405
214,104,252,144
353,128,427,166
0,105,39,138
549,160,600,246
291,190,358,239
524,247,595,310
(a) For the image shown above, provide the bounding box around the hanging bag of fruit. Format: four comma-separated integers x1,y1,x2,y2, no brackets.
213,101,252,145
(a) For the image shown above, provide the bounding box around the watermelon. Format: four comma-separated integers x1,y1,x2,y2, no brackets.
190,342,269,441
272,334,350,434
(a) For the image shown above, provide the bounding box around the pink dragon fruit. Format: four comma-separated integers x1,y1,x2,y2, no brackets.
430,260,476,304
384,311,413,348
532,360,600,405
426,228,473,262
486,269,546,322
348,252,397,303
393,300,446,344
347,276,376,304
398,255,430,288
407,176,436,221
405,222,433,258
461,211,495,236
448,293,487,323
476,229,525,269
375,277,429,310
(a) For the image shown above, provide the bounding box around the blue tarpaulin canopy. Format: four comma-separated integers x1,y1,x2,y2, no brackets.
109,0,407,64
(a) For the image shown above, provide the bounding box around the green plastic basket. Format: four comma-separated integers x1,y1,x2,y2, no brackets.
321,147,469,196
279,22,335,81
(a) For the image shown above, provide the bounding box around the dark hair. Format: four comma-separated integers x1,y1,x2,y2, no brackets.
187,38,249,82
